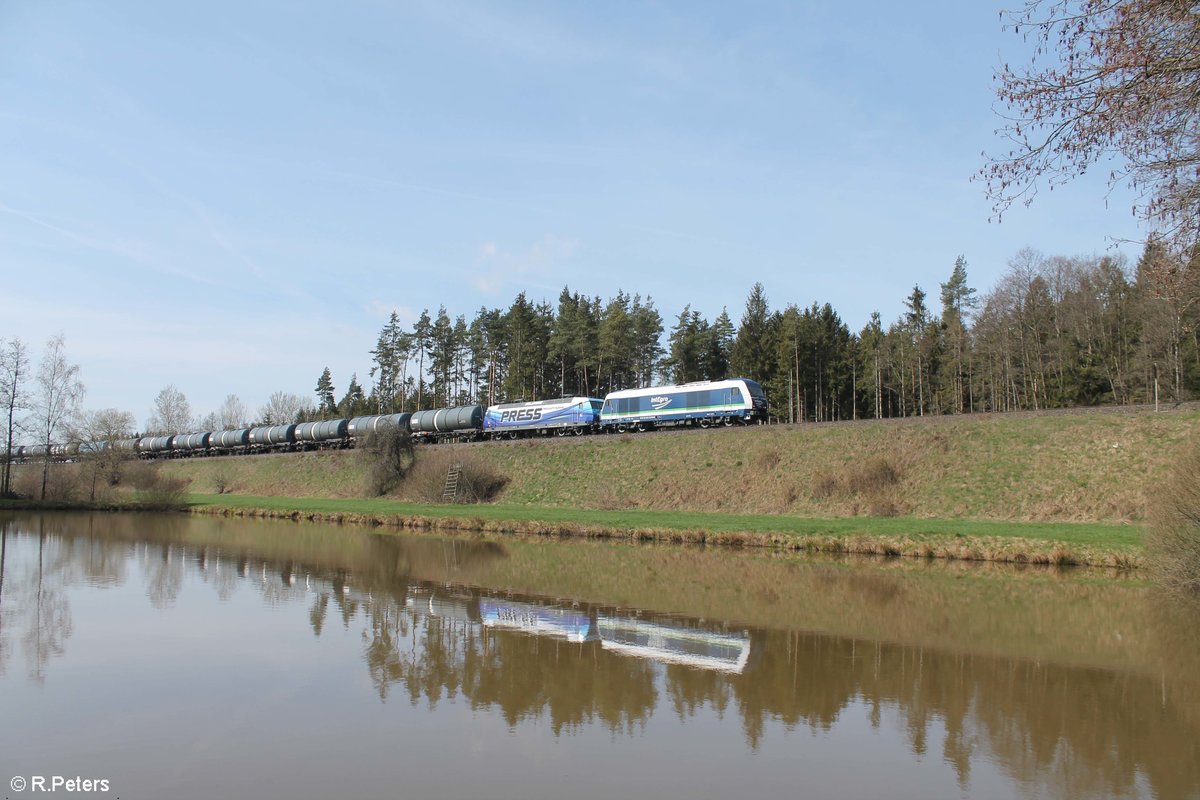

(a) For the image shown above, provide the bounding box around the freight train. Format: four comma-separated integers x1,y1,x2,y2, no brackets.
7,378,768,461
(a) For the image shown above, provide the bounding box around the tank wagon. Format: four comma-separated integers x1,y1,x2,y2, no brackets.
105,405,485,459
294,418,349,444
409,405,483,443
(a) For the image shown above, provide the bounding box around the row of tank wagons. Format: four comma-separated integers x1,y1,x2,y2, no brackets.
128,406,487,457
10,378,770,461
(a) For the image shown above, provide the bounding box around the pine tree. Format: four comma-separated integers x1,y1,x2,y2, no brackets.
904,285,931,415
470,307,506,407
630,294,664,387
666,305,708,384
731,284,778,411
502,293,539,401
314,367,337,418
596,291,634,394
860,312,885,419
452,315,470,405
429,306,455,406
370,311,412,413
338,373,367,418
707,308,735,380
412,310,432,409
939,256,978,413
549,287,585,396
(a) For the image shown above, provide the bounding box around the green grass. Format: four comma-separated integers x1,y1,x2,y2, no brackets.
185,493,1141,550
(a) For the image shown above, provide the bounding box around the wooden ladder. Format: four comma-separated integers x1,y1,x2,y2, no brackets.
442,463,463,502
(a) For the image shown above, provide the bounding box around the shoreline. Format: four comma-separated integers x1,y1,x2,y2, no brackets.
1,496,1139,569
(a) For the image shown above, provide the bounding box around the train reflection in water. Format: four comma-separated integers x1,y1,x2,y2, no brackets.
480,599,596,644
414,590,752,674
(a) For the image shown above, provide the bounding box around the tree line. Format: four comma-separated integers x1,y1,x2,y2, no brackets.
312,244,1198,423
4,241,1197,498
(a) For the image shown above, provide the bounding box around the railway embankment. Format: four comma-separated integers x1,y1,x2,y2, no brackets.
166,404,1200,567
10,404,1197,568
159,404,1198,518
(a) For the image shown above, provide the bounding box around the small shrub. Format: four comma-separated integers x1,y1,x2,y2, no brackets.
138,474,192,513
401,450,509,504
846,456,900,495
128,465,191,510
866,496,900,518
123,461,161,490
811,472,839,499
213,469,232,494
753,448,782,471
456,460,509,503
358,426,415,497
1147,442,1200,593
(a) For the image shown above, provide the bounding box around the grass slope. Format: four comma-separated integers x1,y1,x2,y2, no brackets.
161,405,1199,523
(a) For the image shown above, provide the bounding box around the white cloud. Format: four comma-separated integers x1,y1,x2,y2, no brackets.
468,234,579,295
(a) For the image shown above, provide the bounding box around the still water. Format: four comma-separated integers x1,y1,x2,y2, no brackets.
0,512,1197,799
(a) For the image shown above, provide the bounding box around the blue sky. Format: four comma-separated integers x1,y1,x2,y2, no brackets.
0,0,1145,426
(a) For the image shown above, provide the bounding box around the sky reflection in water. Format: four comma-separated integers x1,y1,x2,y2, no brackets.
0,512,1197,800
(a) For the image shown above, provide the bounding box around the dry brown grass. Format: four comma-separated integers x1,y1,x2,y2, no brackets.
847,456,901,494
808,455,902,516
399,450,509,503
752,447,782,471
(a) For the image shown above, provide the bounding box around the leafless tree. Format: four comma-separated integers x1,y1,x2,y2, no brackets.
34,335,85,500
982,0,1200,250
0,337,31,496
1136,240,1200,402
217,394,247,430
145,385,192,434
257,390,310,425
71,408,136,500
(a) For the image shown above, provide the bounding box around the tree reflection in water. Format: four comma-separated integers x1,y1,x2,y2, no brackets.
0,511,1197,799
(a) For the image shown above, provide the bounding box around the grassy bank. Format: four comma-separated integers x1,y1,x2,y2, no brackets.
184,493,1142,568
150,405,1199,522
13,405,1195,567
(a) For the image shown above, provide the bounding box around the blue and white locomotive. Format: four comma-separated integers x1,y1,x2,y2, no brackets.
483,396,603,439
600,378,767,431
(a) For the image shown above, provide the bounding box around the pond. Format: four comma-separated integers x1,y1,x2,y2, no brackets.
1,512,1197,799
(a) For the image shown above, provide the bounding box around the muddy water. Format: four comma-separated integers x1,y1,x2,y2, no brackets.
0,512,1197,800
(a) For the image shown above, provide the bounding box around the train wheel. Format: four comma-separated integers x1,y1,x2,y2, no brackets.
573,426,584,436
